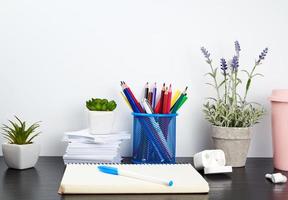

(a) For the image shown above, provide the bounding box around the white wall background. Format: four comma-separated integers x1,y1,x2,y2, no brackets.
0,0,287,157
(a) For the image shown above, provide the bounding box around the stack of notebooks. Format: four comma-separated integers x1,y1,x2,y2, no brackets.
63,129,130,164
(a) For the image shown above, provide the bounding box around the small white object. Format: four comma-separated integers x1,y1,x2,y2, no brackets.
194,150,226,169
2,143,40,169
193,150,232,174
88,110,115,134
265,173,287,183
204,166,232,174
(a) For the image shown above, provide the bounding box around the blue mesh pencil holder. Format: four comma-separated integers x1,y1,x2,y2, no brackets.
132,113,177,164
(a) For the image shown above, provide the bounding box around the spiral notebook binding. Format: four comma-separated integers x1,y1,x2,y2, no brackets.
66,162,191,165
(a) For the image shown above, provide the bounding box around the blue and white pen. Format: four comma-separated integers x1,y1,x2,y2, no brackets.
98,165,173,187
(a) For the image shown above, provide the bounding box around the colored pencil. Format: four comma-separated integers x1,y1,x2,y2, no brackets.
154,83,165,113
145,82,149,99
120,92,132,110
175,95,188,112
148,91,153,105
166,84,172,113
171,86,188,113
122,82,144,113
162,87,169,114
121,82,140,112
152,82,157,110
171,89,181,108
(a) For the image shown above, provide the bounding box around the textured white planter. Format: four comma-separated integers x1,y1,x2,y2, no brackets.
88,111,115,134
212,126,251,167
2,143,40,169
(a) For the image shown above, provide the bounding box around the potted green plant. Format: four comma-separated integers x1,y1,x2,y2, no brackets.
200,41,268,167
86,98,117,134
1,116,41,169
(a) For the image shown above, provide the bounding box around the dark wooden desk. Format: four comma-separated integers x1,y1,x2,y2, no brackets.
0,157,287,200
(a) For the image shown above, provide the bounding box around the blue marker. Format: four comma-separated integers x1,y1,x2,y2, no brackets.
98,165,173,187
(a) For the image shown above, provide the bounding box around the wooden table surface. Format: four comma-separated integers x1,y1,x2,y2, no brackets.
0,157,287,200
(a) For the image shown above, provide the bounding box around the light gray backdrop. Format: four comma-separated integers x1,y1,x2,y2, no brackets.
1,0,287,157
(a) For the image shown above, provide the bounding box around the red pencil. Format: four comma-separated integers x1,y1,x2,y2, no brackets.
166,84,172,113
154,83,165,113
162,87,169,114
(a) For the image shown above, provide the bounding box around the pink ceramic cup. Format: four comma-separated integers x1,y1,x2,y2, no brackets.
269,89,288,171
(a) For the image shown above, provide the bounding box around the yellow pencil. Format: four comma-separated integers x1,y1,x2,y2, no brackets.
171,89,181,108
120,92,132,110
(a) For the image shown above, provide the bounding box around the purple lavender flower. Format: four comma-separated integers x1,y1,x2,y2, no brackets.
231,56,239,72
220,58,228,75
256,48,268,64
234,41,241,56
201,47,212,64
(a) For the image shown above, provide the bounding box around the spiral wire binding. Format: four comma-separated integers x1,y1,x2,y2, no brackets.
67,162,192,166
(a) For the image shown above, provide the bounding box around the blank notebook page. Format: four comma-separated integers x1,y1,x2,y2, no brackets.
59,164,209,194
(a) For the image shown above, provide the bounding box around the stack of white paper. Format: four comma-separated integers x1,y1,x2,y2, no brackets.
63,129,130,164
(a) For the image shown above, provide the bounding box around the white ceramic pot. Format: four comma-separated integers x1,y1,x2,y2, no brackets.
88,111,115,134
2,143,40,169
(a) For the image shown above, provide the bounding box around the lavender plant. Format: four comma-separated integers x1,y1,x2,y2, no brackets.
201,41,268,127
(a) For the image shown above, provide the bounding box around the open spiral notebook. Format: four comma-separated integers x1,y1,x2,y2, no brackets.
58,163,209,194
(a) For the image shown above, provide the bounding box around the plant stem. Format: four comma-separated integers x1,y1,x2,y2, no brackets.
230,70,238,108
224,74,227,104
209,63,221,100
234,71,237,106
243,63,258,102
227,73,232,103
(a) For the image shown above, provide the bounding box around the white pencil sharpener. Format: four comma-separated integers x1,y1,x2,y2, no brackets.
193,150,232,174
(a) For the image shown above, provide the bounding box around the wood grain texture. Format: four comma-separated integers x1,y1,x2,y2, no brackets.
0,157,287,200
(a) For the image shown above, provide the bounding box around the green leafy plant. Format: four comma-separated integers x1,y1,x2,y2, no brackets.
86,98,117,111
1,116,41,144
201,41,268,127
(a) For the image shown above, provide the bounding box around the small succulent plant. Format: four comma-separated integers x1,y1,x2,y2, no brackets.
1,116,41,145
86,98,117,111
